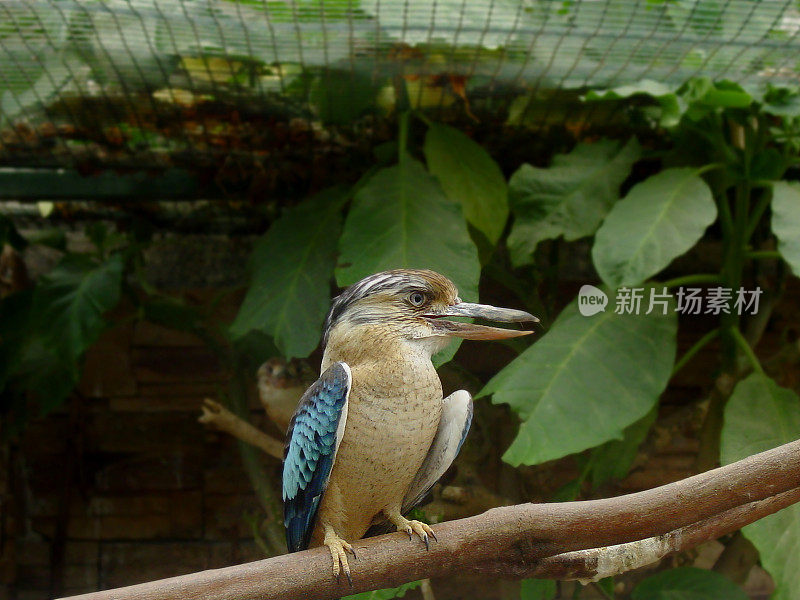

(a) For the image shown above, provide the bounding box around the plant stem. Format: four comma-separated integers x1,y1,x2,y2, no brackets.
672,329,720,377
398,111,410,164
744,189,771,241
716,192,735,240
730,327,764,375
746,250,782,261
414,110,433,127
749,179,777,188
694,162,727,177
719,179,750,369
662,274,722,289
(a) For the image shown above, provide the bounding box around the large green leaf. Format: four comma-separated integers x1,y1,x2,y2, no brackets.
632,567,748,600
592,168,716,288
230,188,346,359
0,290,72,414
481,288,676,466
33,253,124,372
588,406,657,489
721,373,800,600
507,138,640,266
771,181,800,277
1,254,123,418
336,159,479,299
337,159,480,366
424,123,508,244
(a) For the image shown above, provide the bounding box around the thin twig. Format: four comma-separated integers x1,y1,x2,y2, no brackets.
199,398,284,460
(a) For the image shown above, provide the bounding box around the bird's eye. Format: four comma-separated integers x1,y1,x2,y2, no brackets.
408,292,427,307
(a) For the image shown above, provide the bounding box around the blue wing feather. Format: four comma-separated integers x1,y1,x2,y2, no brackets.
282,361,351,552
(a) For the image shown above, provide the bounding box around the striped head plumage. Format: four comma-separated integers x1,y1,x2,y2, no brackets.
321,269,538,357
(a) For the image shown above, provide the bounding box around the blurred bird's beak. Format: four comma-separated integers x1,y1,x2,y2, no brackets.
424,302,539,340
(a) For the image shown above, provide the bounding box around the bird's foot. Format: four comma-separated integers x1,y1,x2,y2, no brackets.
385,511,437,550
323,525,356,585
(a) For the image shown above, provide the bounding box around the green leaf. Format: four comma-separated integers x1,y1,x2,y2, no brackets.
592,168,716,288
760,85,800,119
337,159,480,366
424,123,508,244
700,84,753,109
584,80,684,127
231,330,280,373
551,479,582,502
0,278,102,421
507,138,640,266
230,188,346,359
0,289,36,392
749,149,786,183
588,406,657,489
33,253,124,372
596,577,615,596
481,288,676,466
632,567,748,600
342,580,422,600
142,298,204,334
771,181,800,277
721,373,800,600
310,70,378,125
520,579,556,600
337,159,479,301
679,79,754,121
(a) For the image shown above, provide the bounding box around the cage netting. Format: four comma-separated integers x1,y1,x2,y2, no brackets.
0,0,799,174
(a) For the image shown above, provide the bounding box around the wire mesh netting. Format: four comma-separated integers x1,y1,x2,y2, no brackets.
1,0,799,171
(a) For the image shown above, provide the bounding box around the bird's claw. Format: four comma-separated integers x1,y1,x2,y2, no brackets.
339,568,353,587
395,517,436,551
324,530,355,585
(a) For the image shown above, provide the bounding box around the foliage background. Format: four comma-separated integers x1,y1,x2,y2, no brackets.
3,1,800,599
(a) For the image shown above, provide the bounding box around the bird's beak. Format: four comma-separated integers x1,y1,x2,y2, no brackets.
424,302,539,340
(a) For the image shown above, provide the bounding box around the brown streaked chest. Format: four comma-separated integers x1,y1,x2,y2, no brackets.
315,350,444,537
345,356,443,445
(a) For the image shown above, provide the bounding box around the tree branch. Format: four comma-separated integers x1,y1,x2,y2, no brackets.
530,486,800,583
199,398,284,460
58,438,800,600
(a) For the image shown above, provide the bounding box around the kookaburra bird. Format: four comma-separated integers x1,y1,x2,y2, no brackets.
282,269,538,581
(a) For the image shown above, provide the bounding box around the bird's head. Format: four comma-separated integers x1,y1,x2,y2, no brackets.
322,269,538,358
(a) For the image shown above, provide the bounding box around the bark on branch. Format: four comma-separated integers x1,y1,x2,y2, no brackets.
59,438,800,600
199,398,284,460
